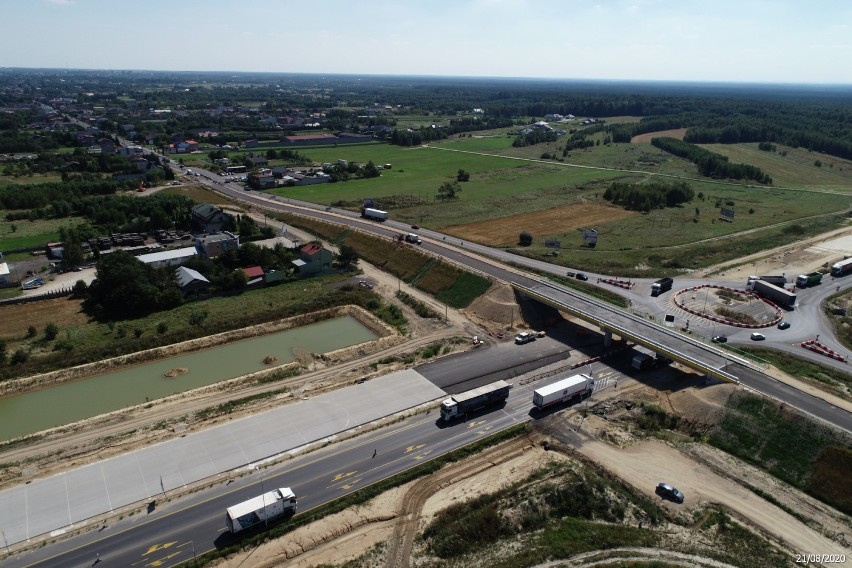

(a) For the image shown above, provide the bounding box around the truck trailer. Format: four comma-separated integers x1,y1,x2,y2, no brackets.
440,380,512,422
651,277,673,296
747,275,787,287
532,373,594,410
226,487,297,533
831,258,852,277
795,272,823,288
362,207,388,221
750,279,796,309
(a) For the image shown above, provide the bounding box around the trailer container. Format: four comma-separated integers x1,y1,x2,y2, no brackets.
532,374,594,409
226,487,297,534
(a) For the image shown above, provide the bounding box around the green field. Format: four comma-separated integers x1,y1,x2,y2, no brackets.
0,215,86,251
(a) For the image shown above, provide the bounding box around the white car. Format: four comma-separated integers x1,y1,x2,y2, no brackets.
750,332,766,341
515,332,535,345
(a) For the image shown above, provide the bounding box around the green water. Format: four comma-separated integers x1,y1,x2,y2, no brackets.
0,316,376,442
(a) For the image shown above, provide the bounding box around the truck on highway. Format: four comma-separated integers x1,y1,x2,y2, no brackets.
226,487,297,533
747,275,787,287
362,207,388,221
404,233,421,244
440,380,512,422
795,272,823,288
749,278,797,309
651,277,673,296
830,258,852,277
532,373,594,410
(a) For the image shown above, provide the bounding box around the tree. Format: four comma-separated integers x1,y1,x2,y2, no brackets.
0,339,6,365
336,244,359,270
437,181,462,201
44,322,59,341
519,231,533,246
456,169,470,182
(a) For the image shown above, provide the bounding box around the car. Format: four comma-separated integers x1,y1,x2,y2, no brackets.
777,321,791,330
750,332,766,341
575,273,589,281
566,271,576,277
514,331,536,344
358,280,373,289
411,225,420,230
712,335,728,343
655,482,684,503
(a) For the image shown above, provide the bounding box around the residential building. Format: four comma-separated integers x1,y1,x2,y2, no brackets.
291,243,333,276
191,203,229,233
195,231,239,258
175,266,210,294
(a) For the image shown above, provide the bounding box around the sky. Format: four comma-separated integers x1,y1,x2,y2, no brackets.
1,0,851,84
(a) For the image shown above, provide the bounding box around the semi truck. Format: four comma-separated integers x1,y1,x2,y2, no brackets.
226,487,297,533
651,277,673,296
532,373,594,410
750,278,797,309
830,258,852,277
795,272,823,288
747,275,787,287
362,207,388,221
440,380,512,422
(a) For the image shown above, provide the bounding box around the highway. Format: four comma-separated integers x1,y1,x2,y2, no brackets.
177,165,852,432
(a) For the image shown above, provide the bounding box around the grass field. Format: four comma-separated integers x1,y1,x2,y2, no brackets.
709,390,852,515
0,215,86,251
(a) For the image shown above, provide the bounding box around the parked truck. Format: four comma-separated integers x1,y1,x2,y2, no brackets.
750,278,797,309
440,380,512,422
226,487,297,534
795,272,823,288
651,277,673,296
362,207,388,221
532,373,594,410
747,275,787,287
830,258,852,277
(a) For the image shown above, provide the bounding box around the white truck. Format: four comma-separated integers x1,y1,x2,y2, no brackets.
532,373,594,409
440,380,512,422
404,233,421,244
226,487,297,533
362,207,388,221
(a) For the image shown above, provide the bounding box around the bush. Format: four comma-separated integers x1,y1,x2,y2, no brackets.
11,348,29,365
44,322,59,341
156,322,168,334
519,231,533,246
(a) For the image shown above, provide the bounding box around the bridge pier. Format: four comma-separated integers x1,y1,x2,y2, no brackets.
603,329,613,347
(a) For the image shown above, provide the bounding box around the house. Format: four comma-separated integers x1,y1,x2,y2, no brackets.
175,266,210,294
291,243,333,276
242,265,265,286
195,231,239,258
117,145,145,157
0,258,10,286
247,171,276,190
191,203,229,233
248,154,269,168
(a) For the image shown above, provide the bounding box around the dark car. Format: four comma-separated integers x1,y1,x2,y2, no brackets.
777,321,791,330
655,482,684,503
712,335,728,343
411,225,420,230
575,273,589,281
566,271,576,277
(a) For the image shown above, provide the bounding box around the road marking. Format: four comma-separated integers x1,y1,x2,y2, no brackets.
144,541,178,555
331,471,357,483
340,479,362,490
477,425,494,434
145,551,182,566
404,444,426,453
413,450,434,460
466,420,486,429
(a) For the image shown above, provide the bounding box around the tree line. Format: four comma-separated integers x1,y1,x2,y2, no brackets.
603,181,695,212
650,137,773,184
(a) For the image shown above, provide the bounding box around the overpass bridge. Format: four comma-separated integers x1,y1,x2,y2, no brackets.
512,281,750,384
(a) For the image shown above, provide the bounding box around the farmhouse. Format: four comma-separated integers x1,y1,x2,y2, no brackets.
291,243,333,276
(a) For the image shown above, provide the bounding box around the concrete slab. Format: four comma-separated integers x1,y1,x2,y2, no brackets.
0,368,445,545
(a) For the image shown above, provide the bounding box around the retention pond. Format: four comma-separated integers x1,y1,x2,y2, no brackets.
0,316,377,442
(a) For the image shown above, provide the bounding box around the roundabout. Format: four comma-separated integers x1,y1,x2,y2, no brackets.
674,284,783,329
